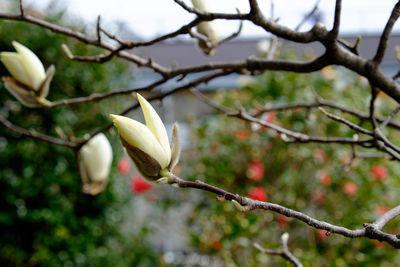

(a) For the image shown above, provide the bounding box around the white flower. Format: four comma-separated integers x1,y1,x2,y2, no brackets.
0,41,55,107
110,94,180,181
79,133,113,195
256,40,270,57
191,0,220,55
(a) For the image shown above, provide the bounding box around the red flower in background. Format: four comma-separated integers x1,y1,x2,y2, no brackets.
130,176,153,194
212,241,222,250
118,158,131,176
375,206,390,216
260,111,275,128
319,172,331,186
235,130,251,140
372,239,384,248
343,182,357,196
371,165,388,181
277,214,289,229
312,189,326,205
264,111,275,123
247,187,267,202
313,148,327,161
246,161,264,181
211,141,221,152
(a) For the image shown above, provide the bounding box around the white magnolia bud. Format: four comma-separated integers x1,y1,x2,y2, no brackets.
0,41,55,107
256,40,270,57
191,0,220,55
110,94,180,181
79,133,113,195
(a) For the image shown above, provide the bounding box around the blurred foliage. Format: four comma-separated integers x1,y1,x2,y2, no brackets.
181,57,400,266
0,3,159,267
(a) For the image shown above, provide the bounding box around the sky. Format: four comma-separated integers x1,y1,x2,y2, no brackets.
21,0,400,40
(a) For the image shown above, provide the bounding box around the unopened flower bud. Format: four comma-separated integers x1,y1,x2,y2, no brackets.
0,41,55,107
191,0,220,55
110,94,180,181
79,133,113,195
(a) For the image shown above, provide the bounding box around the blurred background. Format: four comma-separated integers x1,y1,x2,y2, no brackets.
1,0,400,266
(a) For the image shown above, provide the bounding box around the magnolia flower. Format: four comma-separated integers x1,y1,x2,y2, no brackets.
78,133,113,195
0,41,55,107
191,0,220,55
110,94,180,181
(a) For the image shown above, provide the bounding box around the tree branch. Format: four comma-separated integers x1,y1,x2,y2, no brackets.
254,233,303,267
165,173,400,248
331,0,342,36
373,0,400,64
0,115,77,148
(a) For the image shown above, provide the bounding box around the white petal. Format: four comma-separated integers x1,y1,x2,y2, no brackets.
169,123,181,171
12,41,46,90
191,0,211,11
137,94,171,162
80,133,113,182
197,21,219,41
110,114,170,168
0,52,31,86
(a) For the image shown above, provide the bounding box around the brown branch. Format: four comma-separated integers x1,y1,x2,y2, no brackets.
169,53,332,77
62,43,127,63
46,78,168,107
248,0,327,43
0,115,77,148
337,36,361,55
217,18,243,45
166,173,400,248
236,110,372,145
96,15,101,42
192,88,373,146
254,233,303,267
373,0,400,64
379,105,400,130
255,99,400,131
331,0,342,36
18,0,24,16
374,205,400,229
318,107,373,135
78,70,233,148
392,69,400,80
0,13,169,74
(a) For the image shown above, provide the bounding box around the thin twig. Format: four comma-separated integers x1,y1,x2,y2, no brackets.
379,105,400,130
337,36,361,55
254,233,303,267
373,0,400,64
319,107,373,135
96,15,101,42
295,0,321,31
331,0,342,36
18,0,24,16
192,88,373,146
254,99,400,131
0,115,77,148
